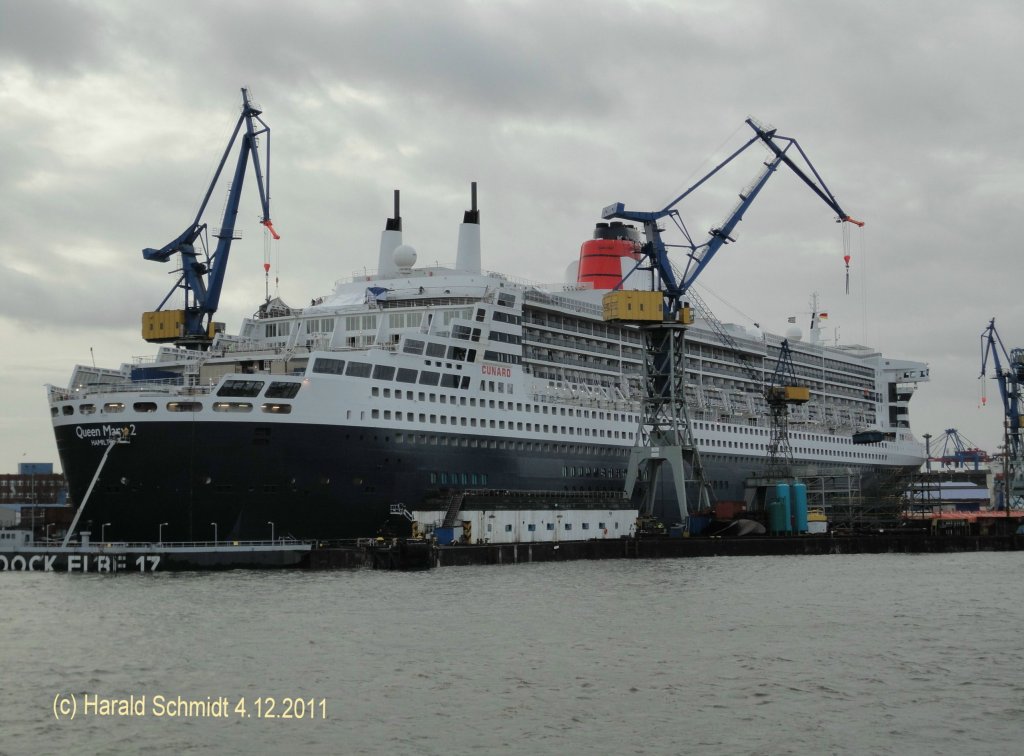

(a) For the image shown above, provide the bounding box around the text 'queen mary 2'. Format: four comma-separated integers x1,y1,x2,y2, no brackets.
47,118,929,546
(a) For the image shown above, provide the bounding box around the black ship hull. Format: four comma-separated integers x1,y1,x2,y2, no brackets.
56,418,918,541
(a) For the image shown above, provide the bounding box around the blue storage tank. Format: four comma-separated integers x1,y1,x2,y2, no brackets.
791,482,809,533
766,500,782,535
686,516,711,536
771,483,792,534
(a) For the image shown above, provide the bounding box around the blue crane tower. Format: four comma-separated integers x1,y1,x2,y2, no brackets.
603,118,862,530
980,319,1024,509
141,87,279,348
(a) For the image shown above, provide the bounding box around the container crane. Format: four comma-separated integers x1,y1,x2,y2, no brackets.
932,428,989,469
980,318,1024,508
141,87,279,348
604,118,861,530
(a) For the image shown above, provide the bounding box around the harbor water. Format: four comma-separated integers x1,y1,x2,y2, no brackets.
2,552,1022,754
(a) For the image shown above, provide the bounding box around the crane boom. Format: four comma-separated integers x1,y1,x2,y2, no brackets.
602,118,862,320
141,87,278,346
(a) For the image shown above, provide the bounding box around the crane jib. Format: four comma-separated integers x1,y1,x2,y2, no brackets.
141,87,278,345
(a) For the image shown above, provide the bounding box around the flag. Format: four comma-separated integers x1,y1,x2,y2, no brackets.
819,312,829,320
787,316,796,323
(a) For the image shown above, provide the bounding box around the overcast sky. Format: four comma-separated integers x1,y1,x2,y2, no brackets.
2,0,1022,473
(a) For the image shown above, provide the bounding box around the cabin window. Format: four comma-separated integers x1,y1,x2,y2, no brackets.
265,382,301,399
312,358,345,375
345,362,372,378
218,380,264,397
213,402,253,413
261,403,292,414
264,321,291,338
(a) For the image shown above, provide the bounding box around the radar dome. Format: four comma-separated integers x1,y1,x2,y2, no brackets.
785,326,803,342
565,260,579,284
392,244,417,271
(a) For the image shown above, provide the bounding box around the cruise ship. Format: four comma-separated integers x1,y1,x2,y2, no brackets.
46,186,929,543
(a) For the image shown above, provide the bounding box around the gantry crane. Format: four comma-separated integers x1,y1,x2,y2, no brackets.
603,118,861,529
980,319,1024,508
141,87,279,347
932,428,989,469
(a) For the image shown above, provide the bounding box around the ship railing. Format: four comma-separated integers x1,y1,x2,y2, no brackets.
524,313,641,347
441,488,627,502
216,341,288,355
529,391,636,412
66,380,218,398
523,352,624,376
522,332,641,360
79,539,314,549
376,296,483,310
523,289,604,317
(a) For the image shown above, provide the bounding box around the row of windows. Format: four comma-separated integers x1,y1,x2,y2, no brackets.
264,322,291,338
56,401,292,416
305,318,336,334
510,521,614,533
345,314,379,332
483,350,521,365
404,338,479,362
490,331,521,345
394,434,630,455
492,310,521,325
370,408,634,438
312,358,472,390
214,379,302,399
451,326,482,343
695,420,887,448
561,466,625,478
370,386,634,423
428,472,489,486
698,437,884,461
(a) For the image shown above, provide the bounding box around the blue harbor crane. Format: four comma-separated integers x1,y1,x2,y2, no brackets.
141,87,279,347
979,318,1024,508
932,428,989,469
603,118,862,530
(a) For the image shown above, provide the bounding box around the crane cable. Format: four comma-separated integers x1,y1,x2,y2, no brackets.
842,221,852,294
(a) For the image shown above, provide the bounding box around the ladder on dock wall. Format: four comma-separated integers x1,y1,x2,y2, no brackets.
441,492,466,528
